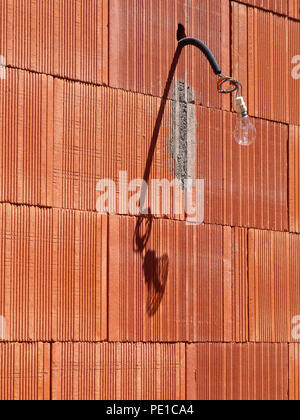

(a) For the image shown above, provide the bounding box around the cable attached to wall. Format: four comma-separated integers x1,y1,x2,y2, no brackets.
177,28,256,146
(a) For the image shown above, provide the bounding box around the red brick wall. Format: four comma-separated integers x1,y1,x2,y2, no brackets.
0,0,300,400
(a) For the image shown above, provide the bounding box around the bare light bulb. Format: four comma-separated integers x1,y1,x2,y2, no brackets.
234,97,256,146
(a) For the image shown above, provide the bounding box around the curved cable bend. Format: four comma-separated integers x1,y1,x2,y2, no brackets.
177,37,242,96
178,37,222,75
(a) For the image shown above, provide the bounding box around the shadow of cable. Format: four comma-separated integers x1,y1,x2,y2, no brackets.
133,31,184,317
139,45,182,209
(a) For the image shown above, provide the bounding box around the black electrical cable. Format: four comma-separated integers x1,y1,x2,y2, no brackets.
178,37,222,75
177,36,243,97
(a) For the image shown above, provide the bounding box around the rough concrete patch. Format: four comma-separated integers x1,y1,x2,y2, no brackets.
169,80,197,188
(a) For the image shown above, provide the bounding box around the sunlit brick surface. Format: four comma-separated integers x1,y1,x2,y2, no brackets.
238,0,289,15
0,0,300,401
52,343,186,400
0,343,50,400
289,344,300,400
0,204,107,342
249,229,300,342
109,0,231,110
289,126,300,233
108,216,247,342
232,3,300,125
187,343,289,400
0,0,108,84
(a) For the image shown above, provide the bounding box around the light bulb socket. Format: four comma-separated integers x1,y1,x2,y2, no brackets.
235,96,248,116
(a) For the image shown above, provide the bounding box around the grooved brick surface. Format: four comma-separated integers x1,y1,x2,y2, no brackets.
0,0,108,84
108,215,247,342
226,228,249,343
0,0,299,402
53,79,182,217
0,343,50,400
289,126,300,233
0,69,53,207
237,0,289,15
187,343,289,400
109,0,230,110
51,343,186,400
0,204,52,341
289,344,300,401
52,209,107,342
288,0,300,19
196,107,288,230
232,4,288,123
0,204,107,342
249,229,300,342
288,19,300,125
232,3,300,125
1,68,288,230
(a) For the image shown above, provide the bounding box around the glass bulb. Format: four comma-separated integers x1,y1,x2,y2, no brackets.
234,113,256,146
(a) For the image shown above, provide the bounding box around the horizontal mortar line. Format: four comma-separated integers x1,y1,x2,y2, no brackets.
4,64,197,106
0,200,52,210
5,64,227,109
0,340,297,345
2,65,294,126
231,0,300,22
0,200,297,235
